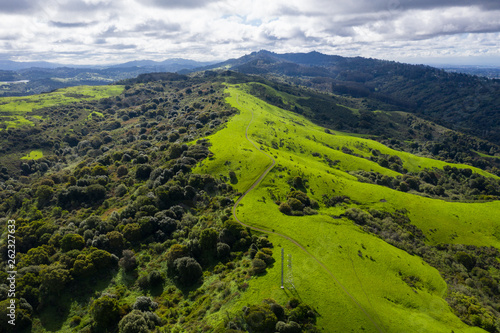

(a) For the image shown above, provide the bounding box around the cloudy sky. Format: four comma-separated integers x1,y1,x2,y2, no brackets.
1,0,500,65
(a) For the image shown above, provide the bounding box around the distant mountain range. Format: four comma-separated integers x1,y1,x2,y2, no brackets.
2,50,500,144
0,58,215,71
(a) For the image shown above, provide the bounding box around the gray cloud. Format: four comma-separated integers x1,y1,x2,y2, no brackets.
59,0,115,13
140,0,219,9
106,44,138,50
0,0,36,14
133,20,181,33
50,21,96,28
0,34,19,41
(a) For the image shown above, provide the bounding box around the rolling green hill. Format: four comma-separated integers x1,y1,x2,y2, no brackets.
195,83,500,332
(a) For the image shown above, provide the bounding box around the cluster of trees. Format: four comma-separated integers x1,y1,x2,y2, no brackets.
222,298,319,333
379,130,500,175
278,189,319,216
344,207,500,332
352,164,500,201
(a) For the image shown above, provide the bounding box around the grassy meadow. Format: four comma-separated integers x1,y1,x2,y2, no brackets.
195,84,499,332
0,85,123,130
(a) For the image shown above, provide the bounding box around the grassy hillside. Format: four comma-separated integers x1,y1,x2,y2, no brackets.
194,83,500,332
0,85,123,130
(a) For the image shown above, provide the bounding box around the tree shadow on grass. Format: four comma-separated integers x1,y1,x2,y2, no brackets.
38,270,116,332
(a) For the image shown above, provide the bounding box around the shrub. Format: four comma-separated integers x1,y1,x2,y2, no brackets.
255,251,274,265
36,185,53,207
119,250,138,272
174,256,203,286
86,184,106,202
148,270,164,287
244,304,278,333
118,310,161,333
456,251,476,271
116,184,128,197
91,165,108,176
217,242,231,259
166,244,188,269
118,310,149,333
199,228,218,252
275,321,301,333
136,165,152,180
90,295,120,330
117,165,129,177
251,258,267,275
269,303,285,321
60,233,85,252
278,202,292,215
122,223,142,242
287,198,304,211
132,296,158,312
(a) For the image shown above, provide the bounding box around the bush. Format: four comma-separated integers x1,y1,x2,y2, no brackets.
36,185,53,207
86,184,106,202
456,251,476,271
287,198,303,211
217,242,231,259
199,228,218,252
276,321,301,333
166,244,188,269
117,165,129,177
132,296,158,312
148,270,164,287
90,295,120,330
116,184,128,197
91,165,108,176
244,304,278,333
278,202,292,215
118,310,161,333
60,233,85,252
119,250,138,272
251,258,267,275
118,310,149,333
122,223,142,242
136,165,152,180
174,256,203,286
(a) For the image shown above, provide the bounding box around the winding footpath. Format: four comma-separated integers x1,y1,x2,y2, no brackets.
231,92,386,333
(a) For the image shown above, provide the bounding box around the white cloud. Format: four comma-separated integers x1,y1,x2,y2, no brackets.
0,0,499,64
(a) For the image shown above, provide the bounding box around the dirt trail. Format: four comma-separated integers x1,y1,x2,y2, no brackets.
230,93,385,333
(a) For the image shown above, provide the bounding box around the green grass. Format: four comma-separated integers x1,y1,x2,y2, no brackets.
0,85,124,129
21,150,44,160
87,111,104,120
198,83,498,332
474,150,500,160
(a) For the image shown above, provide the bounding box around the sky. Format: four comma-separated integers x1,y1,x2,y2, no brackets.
1,0,500,66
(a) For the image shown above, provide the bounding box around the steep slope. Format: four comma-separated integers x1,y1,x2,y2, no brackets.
194,83,500,332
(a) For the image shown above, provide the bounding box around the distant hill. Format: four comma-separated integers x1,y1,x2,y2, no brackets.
0,58,215,97
206,50,500,144
0,58,214,71
0,60,62,70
